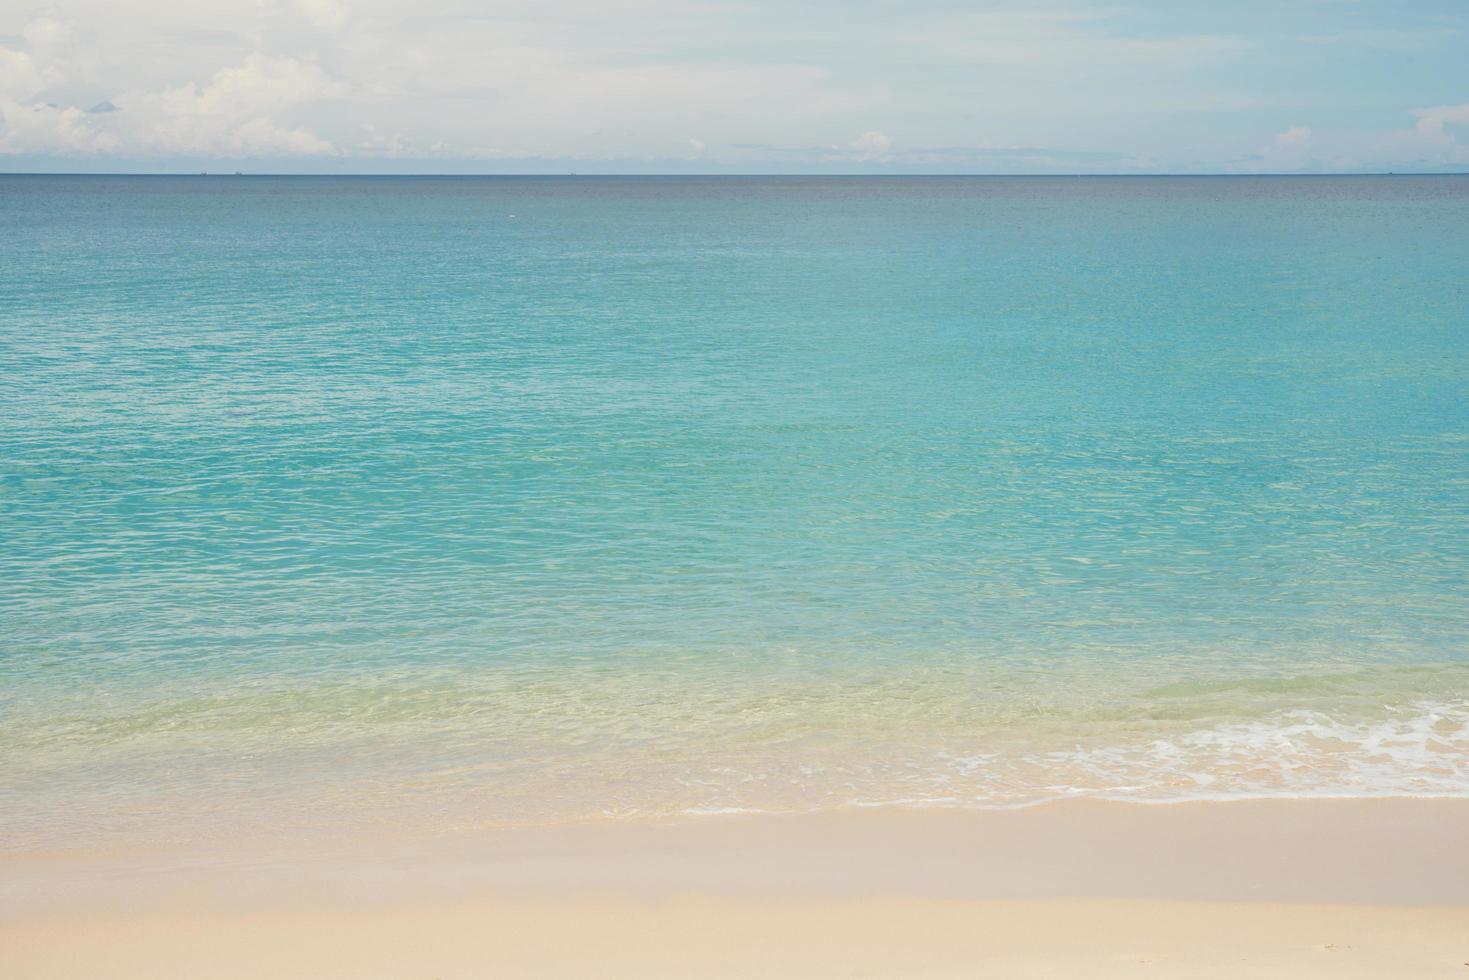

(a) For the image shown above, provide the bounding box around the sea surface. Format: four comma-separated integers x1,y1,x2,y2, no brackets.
3,174,1467,849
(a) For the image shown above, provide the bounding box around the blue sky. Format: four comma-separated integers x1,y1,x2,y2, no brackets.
1,0,1466,172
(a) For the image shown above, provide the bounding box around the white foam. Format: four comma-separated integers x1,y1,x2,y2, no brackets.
846,698,1469,811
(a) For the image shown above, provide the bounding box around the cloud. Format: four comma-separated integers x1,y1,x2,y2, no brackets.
357,126,414,156
157,54,344,121
849,130,892,160
300,0,350,31
100,52,346,157
355,21,854,148
0,18,94,153
137,53,344,156
1414,102,1469,137
0,47,49,101
0,17,65,102
0,1,1465,171
1233,105,1469,174
21,16,69,54
0,101,119,154
1,32,344,159
1252,125,1315,171
1379,102,1469,168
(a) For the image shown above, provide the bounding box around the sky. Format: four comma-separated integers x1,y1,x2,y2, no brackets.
1,0,1466,173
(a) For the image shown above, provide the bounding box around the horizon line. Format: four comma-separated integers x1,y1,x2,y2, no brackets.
3,170,1466,178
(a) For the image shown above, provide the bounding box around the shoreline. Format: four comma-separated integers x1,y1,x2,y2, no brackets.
6,797,1468,977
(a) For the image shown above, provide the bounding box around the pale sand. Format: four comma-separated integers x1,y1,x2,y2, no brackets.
4,799,1469,978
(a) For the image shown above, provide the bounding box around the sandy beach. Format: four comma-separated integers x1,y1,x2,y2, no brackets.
5,798,1468,978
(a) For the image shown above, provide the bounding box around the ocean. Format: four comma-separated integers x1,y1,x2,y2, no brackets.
3,174,1467,848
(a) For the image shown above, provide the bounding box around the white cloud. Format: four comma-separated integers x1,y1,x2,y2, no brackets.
0,1,1464,170
1,33,344,159
1233,106,1469,174
301,0,350,31
137,53,344,156
21,16,69,54
1414,102,1469,136
0,17,66,101
0,48,49,101
157,54,344,121
358,126,413,156
234,116,335,154
0,101,119,154
357,23,850,141
0,18,88,153
1254,125,1314,171
849,130,892,160
1377,102,1469,168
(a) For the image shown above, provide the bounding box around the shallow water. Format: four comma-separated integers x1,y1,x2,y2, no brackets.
3,175,1467,847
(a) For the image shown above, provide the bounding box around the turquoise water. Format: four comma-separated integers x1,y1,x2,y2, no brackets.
3,175,1468,847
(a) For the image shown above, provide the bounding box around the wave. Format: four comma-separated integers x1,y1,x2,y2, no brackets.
4,662,1467,849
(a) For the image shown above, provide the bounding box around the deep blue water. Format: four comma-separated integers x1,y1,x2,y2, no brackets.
3,175,1467,845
